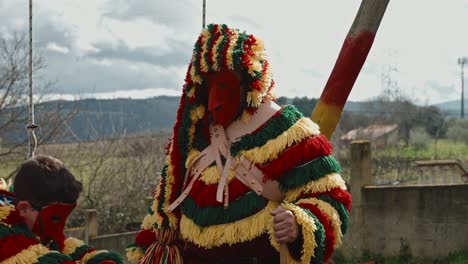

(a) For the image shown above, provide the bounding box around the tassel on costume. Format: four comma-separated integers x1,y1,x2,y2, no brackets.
140,229,183,264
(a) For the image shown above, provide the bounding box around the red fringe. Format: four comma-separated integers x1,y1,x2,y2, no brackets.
297,202,335,262
296,187,352,212
136,229,157,248
261,134,333,181
221,28,232,69
0,234,39,261
311,188,352,212
208,32,221,68
189,178,250,207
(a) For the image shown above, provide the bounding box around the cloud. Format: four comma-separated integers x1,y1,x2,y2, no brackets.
1,0,468,105
46,42,70,54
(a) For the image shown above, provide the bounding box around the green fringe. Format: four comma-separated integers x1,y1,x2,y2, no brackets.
181,191,268,226
317,195,349,234
217,25,228,69
233,33,248,71
279,155,341,192
126,242,137,249
86,251,124,264
158,164,169,228
0,223,36,239
70,244,92,260
192,115,209,151
301,208,325,264
37,252,73,264
231,105,303,156
193,33,203,75
204,24,216,71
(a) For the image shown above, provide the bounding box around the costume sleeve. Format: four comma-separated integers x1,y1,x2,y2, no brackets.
273,139,351,264
262,121,351,263
63,237,123,264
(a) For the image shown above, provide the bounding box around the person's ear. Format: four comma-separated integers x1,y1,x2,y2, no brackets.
16,201,32,217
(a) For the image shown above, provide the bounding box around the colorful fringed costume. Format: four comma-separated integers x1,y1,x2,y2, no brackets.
127,24,351,264
0,190,123,264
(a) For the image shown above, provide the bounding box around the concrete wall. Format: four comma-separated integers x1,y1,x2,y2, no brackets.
341,141,468,258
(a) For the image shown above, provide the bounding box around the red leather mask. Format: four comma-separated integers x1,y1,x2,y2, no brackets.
207,70,242,127
32,203,76,251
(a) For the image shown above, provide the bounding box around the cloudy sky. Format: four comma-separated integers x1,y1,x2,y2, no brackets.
1,0,468,104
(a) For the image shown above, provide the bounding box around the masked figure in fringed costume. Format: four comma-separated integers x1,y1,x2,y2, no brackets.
0,155,123,264
127,24,351,264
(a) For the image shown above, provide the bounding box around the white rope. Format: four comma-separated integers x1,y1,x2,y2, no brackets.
27,0,38,159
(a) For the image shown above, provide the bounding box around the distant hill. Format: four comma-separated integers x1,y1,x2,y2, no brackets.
2,95,462,144
1,96,180,144
433,99,468,117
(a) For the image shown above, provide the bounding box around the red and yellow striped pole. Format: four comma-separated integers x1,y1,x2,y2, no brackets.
311,0,390,139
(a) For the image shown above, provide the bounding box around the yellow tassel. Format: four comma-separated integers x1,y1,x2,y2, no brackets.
62,237,85,255
285,173,347,202
2,243,50,264
240,117,320,164
180,201,278,248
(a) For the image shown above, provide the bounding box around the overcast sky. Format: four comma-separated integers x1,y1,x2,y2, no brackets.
1,0,467,104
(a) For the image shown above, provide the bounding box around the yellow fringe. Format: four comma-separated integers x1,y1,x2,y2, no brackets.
211,32,224,71
285,173,347,202
163,159,179,227
199,29,211,73
0,203,15,223
62,237,85,255
141,214,154,230
247,60,262,76
126,247,145,264
149,157,178,229
247,89,263,107
251,38,265,55
295,198,343,248
189,64,202,85
188,125,196,146
0,178,8,190
82,250,108,263
240,117,320,165
268,203,317,264
180,201,278,248
187,85,196,98
185,149,200,169
200,165,235,185
241,111,252,123
226,33,240,70
1,243,50,264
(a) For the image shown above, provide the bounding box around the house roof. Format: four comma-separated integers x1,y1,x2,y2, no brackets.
340,124,398,141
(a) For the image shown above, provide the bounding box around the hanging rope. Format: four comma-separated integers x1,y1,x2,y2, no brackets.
202,0,206,28
27,0,38,159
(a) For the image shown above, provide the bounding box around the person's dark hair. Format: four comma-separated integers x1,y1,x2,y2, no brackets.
13,155,82,207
